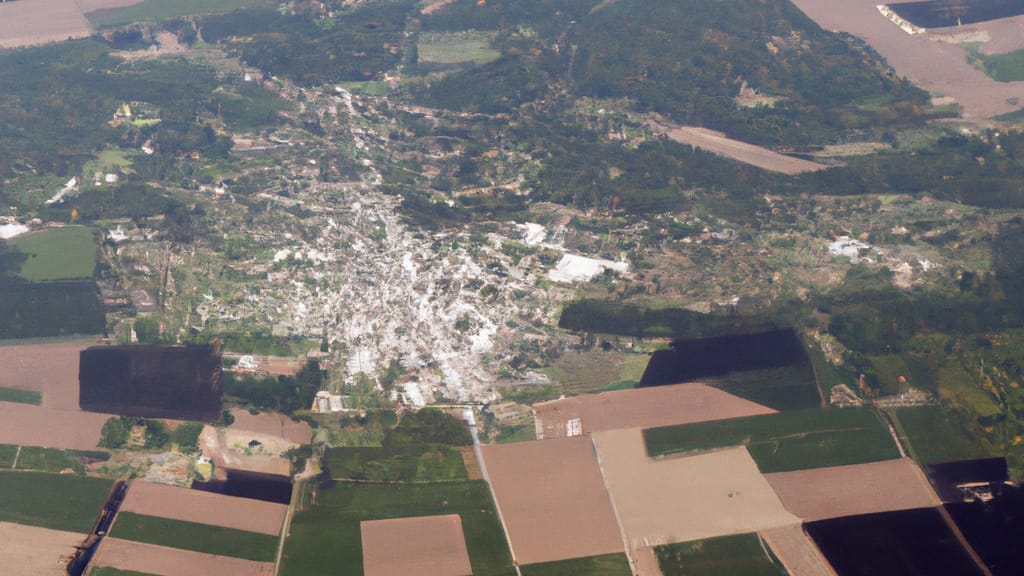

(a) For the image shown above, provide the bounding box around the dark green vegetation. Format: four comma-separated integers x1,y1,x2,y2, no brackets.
325,410,471,482
520,553,632,576
656,534,785,576
889,406,998,466
4,226,96,281
0,444,16,468
0,281,105,339
86,0,275,28
0,386,42,405
0,471,112,532
644,407,900,473
111,512,278,562
14,447,86,474
280,481,514,576
89,568,158,576
224,359,326,413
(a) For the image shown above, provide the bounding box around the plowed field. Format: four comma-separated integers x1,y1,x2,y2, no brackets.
120,480,287,536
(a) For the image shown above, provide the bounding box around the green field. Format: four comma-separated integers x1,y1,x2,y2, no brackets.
0,471,112,532
418,31,501,65
15,446,86,474
89,568,157,576
709,362,822,411
966,45,1024,82
0,444,16,468
111,512,277,562
888,405,997,465
644,407,900,473
325,444,468,482
280,481,514,576
0,386,42,405
656,533,786,576
5,226,96,281
520,553,632,576
85,0,275,27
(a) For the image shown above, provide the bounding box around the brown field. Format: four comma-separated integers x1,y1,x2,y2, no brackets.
228,409,312,445
532,382,775,440
0,402,108,451
974,16,1024,56
481,436,623,565
0,342,88,410
764,458,940,522
92,538,274,576
0,0,141,48
647,120,829,175
361,514,472,576
119,480,287,536
761,525,837,576
0,521,85,576
592,429,798,549
789,0,1024,119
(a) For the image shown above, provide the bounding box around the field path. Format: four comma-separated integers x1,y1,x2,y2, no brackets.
761,525,836,576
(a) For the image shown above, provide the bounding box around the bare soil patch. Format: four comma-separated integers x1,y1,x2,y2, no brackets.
974,16,1024,56
0,402,109,451
199,426,291,478
459,446,483,480
0,520,85,576
420,0,458,15
0,342,87,410
647,120,828,175
361,514,473,576
533,382,775,440
592,429,798,549
789,0,1024,119
761,524,837,576
93,537,275,576
764,458,940,522
229,409,312,445
120,480,286,536
0,0,90,48
481,436,623,565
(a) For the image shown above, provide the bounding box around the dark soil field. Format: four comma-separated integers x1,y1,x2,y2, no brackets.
191,469,292,504
890,0,1024,28
806,508,985,576
946,485,1024,576
924,457,1009,502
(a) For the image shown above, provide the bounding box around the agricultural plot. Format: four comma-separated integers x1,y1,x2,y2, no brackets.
0,0,92,48
92,538,274,576
0,281,105,340
0,387,42,405
279,481,514,576
110,512,277,562
0,471,112,533
519,553,632,576
765,459,938,522
481,436,623,564
533,382,774,440
0,444,17,468
326,444,468,482
418,31,501,66
89,568,157,576
655,533,786,576
85,0,274,28
361,514,472,576
0,520,88,576
888,405,996,465
14,446,86,474
0,342,87,411
0,402,109,451
6,226,96,281
119,480,287,536
593,429,797,549
647,123,827,176
643,407,900,473
759,525,836,576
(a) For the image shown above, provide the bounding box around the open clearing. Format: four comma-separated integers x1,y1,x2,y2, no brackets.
533,382,774,440
361,514,472,576
92,538,274,576
481,436,623,565
760,525,836,576
0,471,112,533
228,409,313,445
593,429,798,549
0,341,89,410
789,0,1024,119
7,226,96,281
647,120,829,175
119,480,286,536
765,458,939,522
0,520,86,576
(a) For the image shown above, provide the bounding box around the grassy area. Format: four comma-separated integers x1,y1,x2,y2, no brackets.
888,405,997,465
0,471,112,532
111,512,277,562
520,553,632,576
279,481,514,576
0,386,42,405
85,0,275,27
325,445,468,482
656,533,785,576
0,444,16,468
15,446,86,474
495,419,536,443
542,349,649,396
644,407,900,473
805,341,850,397
89,568,158,576
418,31,501,65
6,226,96,281
708,362,821,411
965,44,1024,82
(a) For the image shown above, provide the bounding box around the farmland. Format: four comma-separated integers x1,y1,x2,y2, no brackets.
14,446,87,474
6,226,96,281
361,514,473,576
84,0,274,28
118,480,287,536
655,533,786,576
417,31,501,66
0,342,88,410
481,436,623,564
759,525,836,576
888,405,998,465
279,481,514,576
91,538,275,576
519,553,632,576
0,521,89,576
89,568,156,576
0,471,112,533
109,512,278,562
0,402,110,451
0,387,41,405
643,407,900,473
